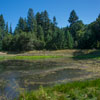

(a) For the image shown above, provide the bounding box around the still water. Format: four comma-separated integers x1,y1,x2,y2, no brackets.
0,60,91,100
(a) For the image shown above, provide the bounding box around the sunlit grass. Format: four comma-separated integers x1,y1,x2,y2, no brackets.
0,55,62,61
18,79,100,100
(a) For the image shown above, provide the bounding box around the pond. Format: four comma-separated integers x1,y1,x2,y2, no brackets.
0,60,92,100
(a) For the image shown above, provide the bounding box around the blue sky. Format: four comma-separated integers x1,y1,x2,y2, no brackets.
0,0,100,30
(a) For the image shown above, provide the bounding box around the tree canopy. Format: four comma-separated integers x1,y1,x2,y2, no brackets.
0,8,100,51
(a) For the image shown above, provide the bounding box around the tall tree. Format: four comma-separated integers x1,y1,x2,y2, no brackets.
16,17,27,32
52,16,57,33
5,22,9,34
10,24,13,34
0,14,5,38
27,8,37,34
0,28,2,50
0,14,5,30
68,10,79,25
27,8,34,32
41,10,50,41
36,12,42,26
53,16,57,26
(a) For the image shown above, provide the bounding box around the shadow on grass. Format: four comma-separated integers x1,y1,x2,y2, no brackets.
7,51,25,54
0,50,27,55
73,50,100,60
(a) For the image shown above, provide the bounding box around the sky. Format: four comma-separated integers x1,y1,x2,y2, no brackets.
0,0,100,30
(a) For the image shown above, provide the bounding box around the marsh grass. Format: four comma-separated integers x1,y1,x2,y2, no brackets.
18,79,100,100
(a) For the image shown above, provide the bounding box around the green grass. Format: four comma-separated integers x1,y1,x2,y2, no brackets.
18,79,100,100
0,56,6,60
0,55,62,61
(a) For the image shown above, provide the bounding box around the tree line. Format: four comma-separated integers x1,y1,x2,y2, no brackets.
0,8,100,51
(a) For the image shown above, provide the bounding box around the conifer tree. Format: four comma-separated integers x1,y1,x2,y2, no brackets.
14,17,27,34
0,28,2,50
52,16,57,33
68,10,79,25
27,8,34,32
5,22,9,34
36,12,42,26
27,8,35,31
53,16,57,26
41,10,50,41
10,24,13,34
0,14,5,30
0,14,5,38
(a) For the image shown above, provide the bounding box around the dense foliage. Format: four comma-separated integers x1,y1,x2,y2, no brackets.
0,9,100,51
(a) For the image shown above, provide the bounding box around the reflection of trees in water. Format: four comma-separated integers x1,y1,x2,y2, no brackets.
1,73,24,100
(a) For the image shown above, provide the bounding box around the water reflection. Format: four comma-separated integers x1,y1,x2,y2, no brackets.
4,73,19,100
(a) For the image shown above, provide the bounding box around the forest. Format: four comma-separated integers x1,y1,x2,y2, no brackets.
0,8,100,51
